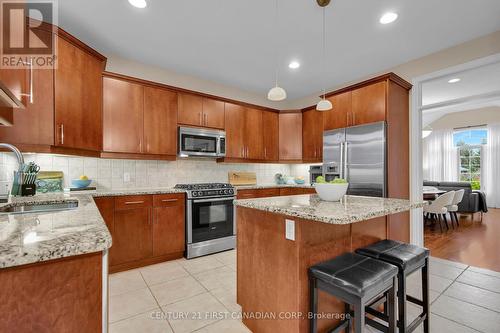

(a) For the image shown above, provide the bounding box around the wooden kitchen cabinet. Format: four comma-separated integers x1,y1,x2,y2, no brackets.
224,103,263,160
279,112,302,161
178,93,225,129
0,34,54,145
152,194,185,257
236,188,281,199
302,108,323,162
95,194,185,273
262,111,279,161
351,81,386,126
102,74,178,159
143,87,178,155
324,91,351,130
112,196,153,266
244,107,263,160
103,77,144,153
54,35,104,152
202,98,225,129
224,103,246,159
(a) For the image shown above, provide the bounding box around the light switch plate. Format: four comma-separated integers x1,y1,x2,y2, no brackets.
123,172,131,182
285,219,295,241
0,181,9,195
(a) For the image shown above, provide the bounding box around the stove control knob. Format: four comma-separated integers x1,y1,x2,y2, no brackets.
228,189,234,194
192,192,198,197
198,191,204,196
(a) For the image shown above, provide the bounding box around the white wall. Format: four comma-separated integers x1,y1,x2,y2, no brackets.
106,55,284,110
428,107,500,130
0,153,301,191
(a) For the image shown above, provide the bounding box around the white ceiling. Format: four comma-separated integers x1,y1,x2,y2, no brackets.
422,61,500,106
57,0,500,101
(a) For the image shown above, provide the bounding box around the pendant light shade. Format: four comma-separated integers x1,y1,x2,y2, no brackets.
267,0,287,101
268,86,287,101
316,98,332,111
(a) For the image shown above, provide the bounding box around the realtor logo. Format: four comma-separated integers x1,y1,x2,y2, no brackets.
1,0,57,69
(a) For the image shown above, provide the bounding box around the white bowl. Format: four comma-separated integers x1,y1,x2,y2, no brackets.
314,183,349,201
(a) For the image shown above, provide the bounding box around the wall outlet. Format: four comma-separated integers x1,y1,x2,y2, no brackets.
285,219,295,241
0,181,9,196
123,172,131,182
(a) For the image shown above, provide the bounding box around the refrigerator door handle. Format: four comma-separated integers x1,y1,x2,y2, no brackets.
343,141,348,180
339,142,344,179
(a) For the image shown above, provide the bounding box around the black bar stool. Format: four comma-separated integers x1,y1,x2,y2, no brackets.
309,253,398,333
356,240,430,333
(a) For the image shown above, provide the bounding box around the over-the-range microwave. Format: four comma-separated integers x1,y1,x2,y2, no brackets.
178,127,226,158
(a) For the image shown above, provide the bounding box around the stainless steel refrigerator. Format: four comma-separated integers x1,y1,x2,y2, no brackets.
322,121,386,197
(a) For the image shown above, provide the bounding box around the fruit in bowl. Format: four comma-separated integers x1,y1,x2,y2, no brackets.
314,176,349,201
71,175,92,188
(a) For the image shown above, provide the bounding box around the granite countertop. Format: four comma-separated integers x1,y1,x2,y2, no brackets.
234,184,314,190
0,193,112,269
235,194,426,225
91,187,186,197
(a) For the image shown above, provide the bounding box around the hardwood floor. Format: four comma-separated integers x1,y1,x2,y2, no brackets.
424,208,500,272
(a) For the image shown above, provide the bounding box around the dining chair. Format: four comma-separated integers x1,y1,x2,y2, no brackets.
446,189,465,228
423,191,455,232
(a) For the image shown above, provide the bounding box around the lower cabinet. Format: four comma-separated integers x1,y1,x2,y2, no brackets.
94,193,185,273
152,194,185,257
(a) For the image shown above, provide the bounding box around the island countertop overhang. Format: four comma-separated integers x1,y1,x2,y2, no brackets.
234,194,427,225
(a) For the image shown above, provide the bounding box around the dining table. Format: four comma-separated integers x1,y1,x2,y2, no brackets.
423,189,447,200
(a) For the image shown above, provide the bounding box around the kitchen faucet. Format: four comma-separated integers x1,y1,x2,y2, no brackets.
0,143,24,200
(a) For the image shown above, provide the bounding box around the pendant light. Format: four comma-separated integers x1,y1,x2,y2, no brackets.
316,0,332,111
267,0,287,101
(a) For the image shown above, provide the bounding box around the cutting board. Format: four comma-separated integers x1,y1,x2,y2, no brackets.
228,172,257,186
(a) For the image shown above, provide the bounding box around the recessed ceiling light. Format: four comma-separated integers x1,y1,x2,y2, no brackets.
380,12,398,24
128,0,147,9
288,61,300,69
448,78,461,83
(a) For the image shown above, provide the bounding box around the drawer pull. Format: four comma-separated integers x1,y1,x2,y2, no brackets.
161,199,178,203
125,201,145,205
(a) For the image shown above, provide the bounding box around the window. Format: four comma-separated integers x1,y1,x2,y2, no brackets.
454,128,487,190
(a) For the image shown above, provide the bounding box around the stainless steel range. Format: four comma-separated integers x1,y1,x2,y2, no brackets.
174,183,236,259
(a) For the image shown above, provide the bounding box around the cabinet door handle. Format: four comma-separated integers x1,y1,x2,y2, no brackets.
346,112,349,126
199,112,202,125
125,200,144,205
20,60,34,104
161,199,178,203
241,147,244,158
60,124,64,145
352,112,356,125
204,114,208,126
264,147,267,159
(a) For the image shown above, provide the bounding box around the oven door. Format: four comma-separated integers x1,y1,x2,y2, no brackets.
188,197,234,244
179,130,219,157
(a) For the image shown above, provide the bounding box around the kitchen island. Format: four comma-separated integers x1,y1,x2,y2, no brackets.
234,194,425,333
0,193,112,332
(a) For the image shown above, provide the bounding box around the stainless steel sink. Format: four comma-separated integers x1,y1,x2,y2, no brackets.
0,201,78,215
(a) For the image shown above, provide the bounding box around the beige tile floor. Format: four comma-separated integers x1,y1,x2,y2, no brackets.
108,250,500,332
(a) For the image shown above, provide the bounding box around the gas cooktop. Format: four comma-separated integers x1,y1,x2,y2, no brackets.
174,183,234,191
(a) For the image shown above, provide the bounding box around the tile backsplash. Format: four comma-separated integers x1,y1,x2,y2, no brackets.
0,153,312,191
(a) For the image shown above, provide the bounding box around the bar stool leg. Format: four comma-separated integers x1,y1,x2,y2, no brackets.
397,272,407,332
388,277,397,333
310,277,318,333
345,303,351,333
422,258,430,333
353,300,365,333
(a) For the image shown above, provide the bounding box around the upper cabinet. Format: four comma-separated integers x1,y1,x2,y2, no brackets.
302,108,323,162
178,93,224,129
323,91,351,131
279,113,302,161
322,81,387,130
143,86,178,155
1,24,106,155
103,77,144,154
102,75,177,159
262,111,279,161
351,81,386,126
224,103,263,160
54,35,105,152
